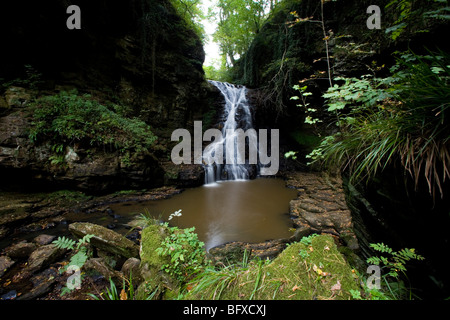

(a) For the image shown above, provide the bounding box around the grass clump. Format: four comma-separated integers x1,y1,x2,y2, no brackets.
308,51,450,198
185,234,359,300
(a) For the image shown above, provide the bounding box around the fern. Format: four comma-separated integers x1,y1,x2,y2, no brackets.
76,234,94,250
69,247,90,269
52,234,95,296
367,243,424,278
369,243,393,254
52,236,77,250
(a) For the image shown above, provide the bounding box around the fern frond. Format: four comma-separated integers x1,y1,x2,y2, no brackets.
52,236,76,250
370,243,393,254
76,234,94,250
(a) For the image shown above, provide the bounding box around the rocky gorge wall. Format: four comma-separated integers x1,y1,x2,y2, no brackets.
0,0,216,193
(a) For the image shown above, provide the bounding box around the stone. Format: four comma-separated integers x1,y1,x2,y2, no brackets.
1,290,17,300
13,244,66,282
289,225,312,243
4,86,31,108
0,255,15,277
3,241,37,259
69,222,139,259
121,257,143,285
64,146,79,163
83,258,122,283
16,268,58,300
0,226,8,240
287,171,359,251
0,95,9,113
33,234,56,245
0,203,32,226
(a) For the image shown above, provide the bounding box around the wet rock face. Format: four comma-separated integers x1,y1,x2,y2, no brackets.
343,169,450,299
286,171,359,251
0,1,206,131
0,104,166,193
0,0,209,192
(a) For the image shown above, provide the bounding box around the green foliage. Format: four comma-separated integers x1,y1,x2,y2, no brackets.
210,0,274,69
203,65,233,82
1,64,43,91
291,84,321,125
155,225,206,282
308,51,450,197
188,253,255,300
385,0,450,40
88,275,139,300
349,243,425,300
29,90,157,166
52,234,94,296
186,235,360,300
299,233,319,246
170,0,206,41
367,243,424,279
52,236,77,250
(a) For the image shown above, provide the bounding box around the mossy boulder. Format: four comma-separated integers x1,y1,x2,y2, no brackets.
187,234,359,300
136,223,173,299
69,222,139,259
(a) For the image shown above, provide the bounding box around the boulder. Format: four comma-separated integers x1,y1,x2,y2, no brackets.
0,202,32,226
0,95,9,113
33,234,56,245
121,257,143,286
69,222,139,259
136,223,173,299
0,255,15,277
16,268,58,300
4,86,32,108
83,258,122,284
12,244,66,282
3,241,37,259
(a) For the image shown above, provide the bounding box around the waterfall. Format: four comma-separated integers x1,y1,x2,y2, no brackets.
204,81,258,184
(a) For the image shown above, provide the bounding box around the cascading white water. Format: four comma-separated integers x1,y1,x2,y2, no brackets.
204,81,258,184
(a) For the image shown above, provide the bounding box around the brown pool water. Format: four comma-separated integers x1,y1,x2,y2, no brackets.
110,178,298,250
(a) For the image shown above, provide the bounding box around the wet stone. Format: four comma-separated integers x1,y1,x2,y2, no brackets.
16,268,59,300
3,241,37,259
13,244,66,282
0,255,15,277
33,234,56,245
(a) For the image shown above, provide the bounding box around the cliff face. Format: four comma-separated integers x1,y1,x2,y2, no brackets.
0,0,209,192
0,0,207,132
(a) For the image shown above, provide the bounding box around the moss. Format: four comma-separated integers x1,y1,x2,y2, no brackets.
140,223,170,271
187,235,360,300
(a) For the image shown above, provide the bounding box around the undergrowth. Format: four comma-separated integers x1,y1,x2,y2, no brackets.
28,90,158,167
306,51,450,198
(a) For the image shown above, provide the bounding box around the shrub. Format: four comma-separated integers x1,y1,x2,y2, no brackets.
155,225,206,283
308,51,450,198
28,90,157,166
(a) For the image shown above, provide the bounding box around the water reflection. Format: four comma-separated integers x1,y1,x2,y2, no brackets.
110,178,298,250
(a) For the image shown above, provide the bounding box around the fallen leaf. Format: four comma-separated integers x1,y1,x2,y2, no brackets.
292,285,301,292
331,280,341,292
313,264,323,275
